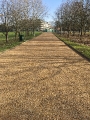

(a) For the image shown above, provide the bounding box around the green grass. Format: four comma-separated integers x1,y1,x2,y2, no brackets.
0,31,42,41
0,32,15,41
55,33,90,61
0,41,21,52
24,32,42,41
0,31,42,52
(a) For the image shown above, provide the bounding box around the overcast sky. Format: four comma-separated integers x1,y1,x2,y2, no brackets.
42,0,67,22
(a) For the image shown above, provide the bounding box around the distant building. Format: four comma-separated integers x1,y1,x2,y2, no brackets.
40,21,54,32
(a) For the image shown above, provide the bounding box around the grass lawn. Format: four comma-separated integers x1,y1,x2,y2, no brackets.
0,31,42,52
0,32,15,41
55,33,90,61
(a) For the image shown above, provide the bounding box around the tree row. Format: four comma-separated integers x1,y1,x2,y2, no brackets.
0,0,47,42
55,0,90,37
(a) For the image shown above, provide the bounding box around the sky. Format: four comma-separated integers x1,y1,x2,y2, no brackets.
42,0,67,22
0,0,67,23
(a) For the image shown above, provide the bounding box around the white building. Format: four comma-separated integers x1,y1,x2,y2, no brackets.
40,21,53,32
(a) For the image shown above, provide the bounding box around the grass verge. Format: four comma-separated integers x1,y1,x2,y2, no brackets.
55,33,90,61
0,32,42,52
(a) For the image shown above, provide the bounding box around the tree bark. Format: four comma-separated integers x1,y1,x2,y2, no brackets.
5,32,8,43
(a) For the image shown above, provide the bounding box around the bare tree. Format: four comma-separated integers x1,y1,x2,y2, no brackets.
9,0,30,40
30,0,47,35
54,0,90,39
0,0,12,42
0,0,47,42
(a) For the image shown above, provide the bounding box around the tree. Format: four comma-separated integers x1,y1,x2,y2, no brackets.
30,0,47,35
54,0,90,38
9,0,30,40
0,0,11,42
0,0,47,42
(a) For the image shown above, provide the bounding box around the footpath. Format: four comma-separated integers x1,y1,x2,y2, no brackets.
0,33,90,120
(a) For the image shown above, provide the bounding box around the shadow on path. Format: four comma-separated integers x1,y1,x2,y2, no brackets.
0,33,90,120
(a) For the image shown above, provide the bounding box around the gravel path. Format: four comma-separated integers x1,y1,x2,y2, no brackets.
0,33,90,120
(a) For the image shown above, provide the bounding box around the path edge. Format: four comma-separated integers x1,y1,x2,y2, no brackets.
54,33,90,62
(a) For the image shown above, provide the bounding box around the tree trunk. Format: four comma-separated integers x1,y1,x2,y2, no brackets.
15,31,18,40
84,27,86,35
33,28,34,35
80,28,83,41
26,29,29,36
5,32,8,43
67,28,70,38
33,28,35,36
80,28,83,36
73,30,75,36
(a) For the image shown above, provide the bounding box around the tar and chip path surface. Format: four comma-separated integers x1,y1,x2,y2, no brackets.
0,33,90,120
